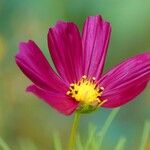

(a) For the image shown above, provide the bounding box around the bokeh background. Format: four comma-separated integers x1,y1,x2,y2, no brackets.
0,0,150,149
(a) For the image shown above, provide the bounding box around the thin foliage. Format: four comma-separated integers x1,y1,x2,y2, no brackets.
18,138,38,150
76,134,83,150
139,120,150,150
0,137,11,150
53,132,62,150
0,113,150,150
97,108,120,149
115,137,126,150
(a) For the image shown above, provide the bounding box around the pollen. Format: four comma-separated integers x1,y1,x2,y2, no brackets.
66,75,105,107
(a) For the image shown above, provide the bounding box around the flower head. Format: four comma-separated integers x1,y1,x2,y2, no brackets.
15,15,150,115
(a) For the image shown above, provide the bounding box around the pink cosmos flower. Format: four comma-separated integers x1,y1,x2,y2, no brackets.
15,15,150,115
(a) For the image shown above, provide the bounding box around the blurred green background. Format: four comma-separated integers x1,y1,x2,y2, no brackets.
0,0,150,149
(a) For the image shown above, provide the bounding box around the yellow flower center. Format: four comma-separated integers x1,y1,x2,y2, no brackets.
66,75,106,110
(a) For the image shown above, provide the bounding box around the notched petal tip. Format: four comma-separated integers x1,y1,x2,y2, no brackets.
82,14,111,79
18,40,34,48
15,40,35,57
48,20,77,32
47,19,83,83
86,15,111,27
15,39,68,92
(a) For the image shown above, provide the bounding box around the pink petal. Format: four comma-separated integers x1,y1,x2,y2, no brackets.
27,85,78,115
100,52,150,108
82,15,111,80
15,40,68,93
48,21,83,84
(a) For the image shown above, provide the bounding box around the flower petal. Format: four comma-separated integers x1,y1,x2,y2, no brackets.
48,21,83,83
27,85,78,115
100,52,150,108
82,15,111,80
15,40,68,92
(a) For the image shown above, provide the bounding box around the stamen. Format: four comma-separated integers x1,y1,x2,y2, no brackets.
92,77,96,81
66,91,70,95
100,87,104,90
66,75,104,108
82,75,87,79
69,93,73,96
70,85,74,89
75,91,78,94
98,99,107,107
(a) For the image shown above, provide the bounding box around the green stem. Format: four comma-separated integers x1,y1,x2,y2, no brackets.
68,112,81,150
